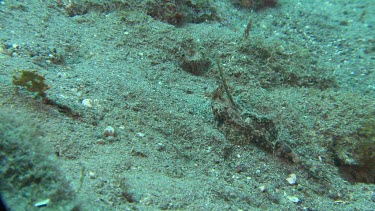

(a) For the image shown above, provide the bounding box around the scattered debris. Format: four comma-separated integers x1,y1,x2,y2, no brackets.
34,198,50,207
286,173,297,185
287,196,300,203
82,99,93,108
12,70,50,98
103,126,116,137
88,171,96,179
258,185,266,192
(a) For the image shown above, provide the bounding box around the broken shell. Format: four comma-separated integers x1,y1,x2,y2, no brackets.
34,198,50,207
286,173,297,185
287,196,300,203
258,185,266,192
103,126,116,137
88,171,96,179
82,99,93,108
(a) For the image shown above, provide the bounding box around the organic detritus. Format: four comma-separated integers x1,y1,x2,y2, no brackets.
12,70,50,98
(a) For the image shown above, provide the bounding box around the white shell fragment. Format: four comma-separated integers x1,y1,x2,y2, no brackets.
136,132,145,137
89,171,96,179
287,196,300,203
258,185,266,192
103,126,116,137
34,198,50,207
286,173,297,185
82,99,93,108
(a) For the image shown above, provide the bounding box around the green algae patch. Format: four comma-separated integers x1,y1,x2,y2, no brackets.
12,70,50,98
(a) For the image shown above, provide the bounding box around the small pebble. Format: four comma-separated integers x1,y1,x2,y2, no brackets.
103,126,116,137
286,173,297,185
34,198,50,207
136,132,145,137
82,99,92,108
88,171,96,179
287,196,300,203
259,185,266,192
